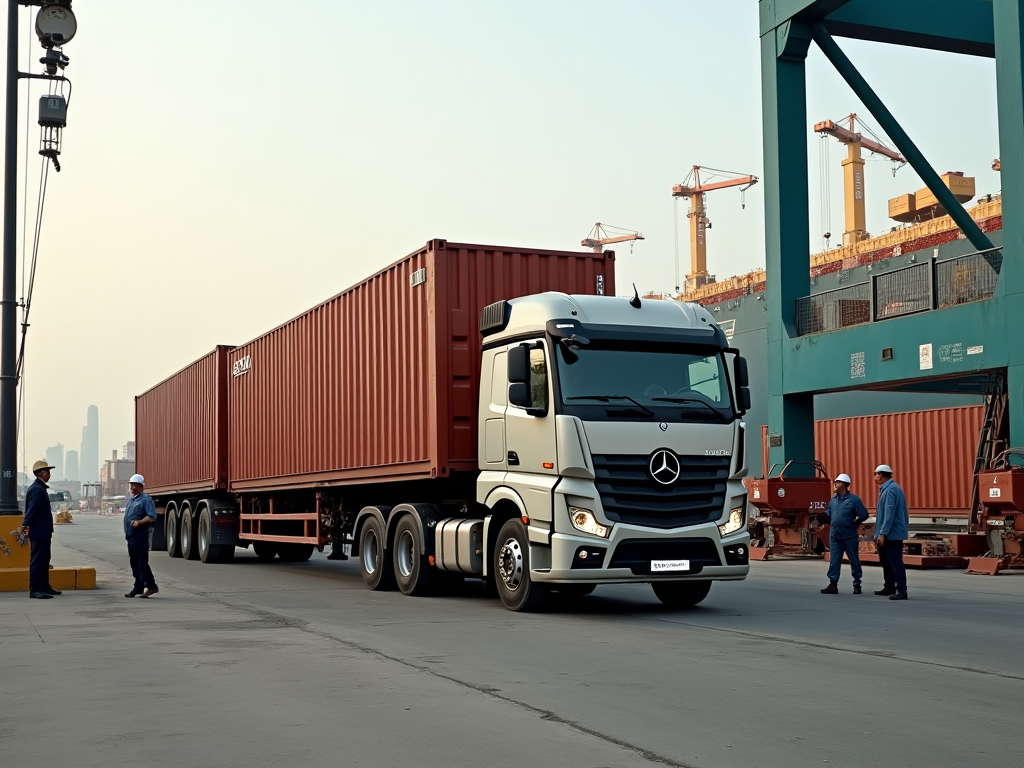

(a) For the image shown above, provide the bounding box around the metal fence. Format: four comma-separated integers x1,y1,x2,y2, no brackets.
874,262,932,320
794,247,1003,337
936,249,1003,308
795,283,871,336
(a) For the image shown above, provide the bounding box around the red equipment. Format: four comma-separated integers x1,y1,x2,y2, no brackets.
966,448,1024,575
747,461,832,560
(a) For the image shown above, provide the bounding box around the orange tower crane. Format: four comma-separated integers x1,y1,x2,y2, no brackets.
581,222,644,253
671,166,758,293
814,114,906,246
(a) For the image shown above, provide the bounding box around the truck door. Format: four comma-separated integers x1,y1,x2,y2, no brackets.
504,341,559,521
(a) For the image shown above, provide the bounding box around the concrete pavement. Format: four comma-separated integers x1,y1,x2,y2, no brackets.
2,515,1019,768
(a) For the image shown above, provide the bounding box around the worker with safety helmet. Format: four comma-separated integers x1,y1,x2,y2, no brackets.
123,474,159,598
820,472,870,595
873,464,909,600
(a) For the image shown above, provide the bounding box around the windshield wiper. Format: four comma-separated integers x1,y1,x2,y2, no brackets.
651,397,725,419
566,394,654,417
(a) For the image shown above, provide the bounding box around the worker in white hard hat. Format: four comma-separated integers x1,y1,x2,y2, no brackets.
21,459,60,598
873,464,909,600
123,474,159,598
820,472,869,595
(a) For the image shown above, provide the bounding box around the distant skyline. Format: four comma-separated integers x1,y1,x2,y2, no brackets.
5,1,1002,463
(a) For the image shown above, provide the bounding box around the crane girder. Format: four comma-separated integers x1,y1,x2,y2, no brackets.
814,119,906,163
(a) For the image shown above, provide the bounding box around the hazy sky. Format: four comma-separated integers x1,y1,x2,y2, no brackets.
5,1,1001,477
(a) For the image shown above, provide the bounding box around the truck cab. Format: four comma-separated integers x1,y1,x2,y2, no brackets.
476,292,751,610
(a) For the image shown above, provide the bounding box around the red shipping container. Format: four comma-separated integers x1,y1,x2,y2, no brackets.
135,346,232,495
227,239,615,492
757,406,983,514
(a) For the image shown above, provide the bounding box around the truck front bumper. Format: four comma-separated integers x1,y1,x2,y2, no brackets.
531,526,750,583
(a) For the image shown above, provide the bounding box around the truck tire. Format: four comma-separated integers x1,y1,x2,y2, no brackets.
393,515,437,596
494,519,548,612
198,508,232,564
359,516,395,591
651,580,712,608
166,505,183,558
252,541,278,560
180,506,200,561
278,543,314,562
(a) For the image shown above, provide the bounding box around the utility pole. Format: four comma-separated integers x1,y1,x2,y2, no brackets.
0,0,75,512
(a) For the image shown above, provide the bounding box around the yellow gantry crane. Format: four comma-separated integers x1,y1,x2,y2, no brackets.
814,114,906,246
671,166,758,291
581,222,644,253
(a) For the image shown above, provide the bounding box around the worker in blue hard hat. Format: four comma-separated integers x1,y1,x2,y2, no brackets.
873,464,909,600
820,473,869,595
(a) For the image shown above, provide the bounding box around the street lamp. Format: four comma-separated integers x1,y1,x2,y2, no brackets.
0,0,77,512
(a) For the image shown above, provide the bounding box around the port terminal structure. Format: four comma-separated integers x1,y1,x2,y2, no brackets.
759,1,1023,477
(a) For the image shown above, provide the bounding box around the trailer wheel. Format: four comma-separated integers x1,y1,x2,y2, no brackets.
359,516,395,590
494,519,548,612
198,508,232,564
166,505,183,558
252,541,278,561
180,505,200,561
278,543,314,562
393,515,437,596
651,580,711,608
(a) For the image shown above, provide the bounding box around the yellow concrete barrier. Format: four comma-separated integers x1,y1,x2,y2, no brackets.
0,515,31,569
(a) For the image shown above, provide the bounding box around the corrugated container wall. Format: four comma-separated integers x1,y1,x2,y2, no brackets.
814,406,983,512
135,346,232,496
228,240,615,492
758,407,984,511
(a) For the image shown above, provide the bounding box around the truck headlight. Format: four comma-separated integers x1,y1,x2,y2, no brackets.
719,506,745,537
569,507,610,538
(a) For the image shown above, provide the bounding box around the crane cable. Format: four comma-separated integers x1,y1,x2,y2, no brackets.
673,196,680,295
17,156,51,389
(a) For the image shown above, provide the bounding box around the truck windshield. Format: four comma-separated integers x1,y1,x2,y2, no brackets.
556,342,733,421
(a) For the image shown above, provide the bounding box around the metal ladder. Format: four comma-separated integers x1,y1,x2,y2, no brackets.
969,372,1008,532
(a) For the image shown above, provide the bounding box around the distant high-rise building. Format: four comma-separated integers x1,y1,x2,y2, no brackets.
45,443,64,480
79,405,99,483
123,441,135,461
65,450,79,482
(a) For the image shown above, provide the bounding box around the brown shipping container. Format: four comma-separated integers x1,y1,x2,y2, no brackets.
136,346,232,495
758,406,983,514
228,239,615,492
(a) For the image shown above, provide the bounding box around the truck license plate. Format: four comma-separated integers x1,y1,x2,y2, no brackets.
651,559,690,572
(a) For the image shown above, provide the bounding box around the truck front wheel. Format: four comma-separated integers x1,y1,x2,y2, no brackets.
651,580,711,608
359,516,396,591
494,519,548,612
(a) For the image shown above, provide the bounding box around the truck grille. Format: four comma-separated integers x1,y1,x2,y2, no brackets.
592,453,731,529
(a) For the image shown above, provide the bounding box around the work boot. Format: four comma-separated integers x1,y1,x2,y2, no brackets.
888,592,908,601
44,588,62,596
29,591,53,599
853,585,862,594
141,586,159,598
125,589,142,598
820,582,839,594
874,587,896,596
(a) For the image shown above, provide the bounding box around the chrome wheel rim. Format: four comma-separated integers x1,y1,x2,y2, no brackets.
397,530,415,578
167,512,176,549
199,517,209,552
181,514,190,552
498,537,524,591
362,529,379,575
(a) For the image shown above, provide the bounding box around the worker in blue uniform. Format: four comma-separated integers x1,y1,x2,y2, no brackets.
123,474,159,598
873,464,909,600
21,459,59,599
820,473,869,594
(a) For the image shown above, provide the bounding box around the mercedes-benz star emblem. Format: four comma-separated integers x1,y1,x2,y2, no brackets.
649,449,681,486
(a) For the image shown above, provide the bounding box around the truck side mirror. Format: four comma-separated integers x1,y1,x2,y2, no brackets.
507,345,531,383
508,383,531,408
735,356,749,389
738,386,751,413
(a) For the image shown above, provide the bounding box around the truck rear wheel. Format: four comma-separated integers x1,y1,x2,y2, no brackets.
278,543,314,562
494,519,548,612
180,506,200,561
252,541,278,560
651,580,711,608
393,515,436,596
198,508,233,564
359,516,395,590
166,505,183,558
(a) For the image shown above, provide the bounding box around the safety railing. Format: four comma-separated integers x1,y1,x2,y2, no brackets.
794,247,1003,337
